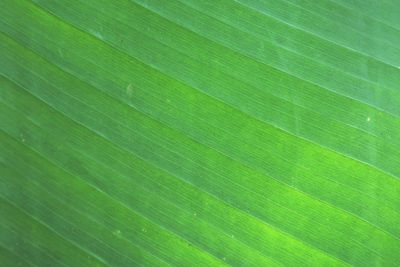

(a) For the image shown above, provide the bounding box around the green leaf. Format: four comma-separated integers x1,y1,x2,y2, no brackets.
1,0,400,266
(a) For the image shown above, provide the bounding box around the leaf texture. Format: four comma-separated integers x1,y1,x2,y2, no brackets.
1,0,400,266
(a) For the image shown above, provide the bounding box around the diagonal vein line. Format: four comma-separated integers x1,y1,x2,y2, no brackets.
3,27,400,250
0,73,390,264
126,80,400,201
1,159,275,267
232,0,400,67
30,0,400,121
81,0,400,152
95,0,400,118
324,0,400,32
0,223,68,267
2,82,396,261
0,199,107,265
0,173,141,267
282,0,400,39
5,48,398,207
2,31,400,246
4,9,399,185
3,0,400,258
4,52,399,238
0,71,358,264
3,163,237,266
43,0,400,190
8,45,395,216
174,0,400,94
251,0,400,50
0,130,229,267
175,0,400,91
132,83,400,211
0,241,36,267
4,0,398,264
0,100,350,266
68,144,288,266
17,0,400,177
0,165,170,267
34,0,400,170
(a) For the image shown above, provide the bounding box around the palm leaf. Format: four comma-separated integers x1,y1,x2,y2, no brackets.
1,0,400,266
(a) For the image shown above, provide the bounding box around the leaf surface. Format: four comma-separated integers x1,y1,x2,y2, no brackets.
1,0,400,266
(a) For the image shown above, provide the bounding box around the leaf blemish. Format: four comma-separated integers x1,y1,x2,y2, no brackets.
113,230,121,236
126,83,133,97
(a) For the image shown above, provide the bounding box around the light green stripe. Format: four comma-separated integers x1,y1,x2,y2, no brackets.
0,44,397,265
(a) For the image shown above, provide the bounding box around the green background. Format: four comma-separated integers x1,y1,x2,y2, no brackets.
1,0,400,266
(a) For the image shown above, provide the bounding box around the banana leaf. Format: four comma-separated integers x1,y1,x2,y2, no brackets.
1,0,400,266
